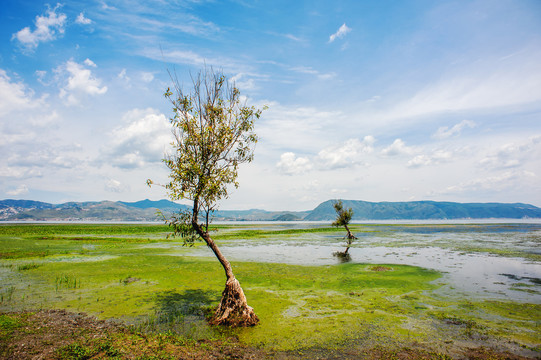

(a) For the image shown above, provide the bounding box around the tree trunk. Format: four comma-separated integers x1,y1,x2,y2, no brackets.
192,220,259,327
344,224,357,240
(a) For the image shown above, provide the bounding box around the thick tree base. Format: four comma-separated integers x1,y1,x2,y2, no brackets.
211,277,259,327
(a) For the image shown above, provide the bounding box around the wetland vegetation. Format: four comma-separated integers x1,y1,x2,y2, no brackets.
0,222,540,359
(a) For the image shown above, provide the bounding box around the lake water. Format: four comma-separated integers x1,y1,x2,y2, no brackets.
184,222,541,303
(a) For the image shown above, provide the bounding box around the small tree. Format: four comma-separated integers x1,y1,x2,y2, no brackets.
332,200,357,256
148,67,264,326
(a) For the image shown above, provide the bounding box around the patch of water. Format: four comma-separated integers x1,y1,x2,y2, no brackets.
183,225,541,303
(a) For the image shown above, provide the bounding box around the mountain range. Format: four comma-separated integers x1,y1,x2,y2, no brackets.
1,198,540,222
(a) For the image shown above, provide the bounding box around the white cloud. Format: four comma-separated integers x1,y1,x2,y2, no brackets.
432,120,476,139
35,70,50,86
479,135,541,170
329,23,351,43
276,152,312,175
0,167,42,179
0,70,42,117
381,139,416,156
106,108,171,169
11,4,66,51
100,1,117,11
7,184,29,196
141,72,154,83
365,96,381,103
258,101,343,153
436,170,537,195
407,150,452,168
285,34,303,42
231,73,256,91
145,49,243,74
317,137,374,169
105,178,128,193
378,48,541,123
57,59,107,105
290,66,336,80
7,145,81,170
75,12,92,25
118,69,130,81
83,58,97,67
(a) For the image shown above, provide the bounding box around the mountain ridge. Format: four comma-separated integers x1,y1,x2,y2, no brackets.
1,198,540,221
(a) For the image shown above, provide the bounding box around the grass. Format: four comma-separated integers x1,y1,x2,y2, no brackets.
0,223,540,357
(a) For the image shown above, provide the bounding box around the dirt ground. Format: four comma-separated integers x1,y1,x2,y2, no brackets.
0,310,538,360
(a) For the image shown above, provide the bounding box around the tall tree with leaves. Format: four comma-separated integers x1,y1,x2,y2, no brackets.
332,200,357,255
148,67,264,326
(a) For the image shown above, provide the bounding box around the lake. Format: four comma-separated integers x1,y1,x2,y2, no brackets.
181,221,541,303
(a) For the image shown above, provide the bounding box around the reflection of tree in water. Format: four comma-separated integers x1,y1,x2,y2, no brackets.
333,236,355,262
333,248,352,262
140,289,220,335
332,200,357,262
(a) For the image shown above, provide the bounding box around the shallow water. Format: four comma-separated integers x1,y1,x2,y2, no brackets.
185,223,541,303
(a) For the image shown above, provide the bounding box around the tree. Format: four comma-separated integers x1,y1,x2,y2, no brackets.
332,200,357,258
148,67,264,327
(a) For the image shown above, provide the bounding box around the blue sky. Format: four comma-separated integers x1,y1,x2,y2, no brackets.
1,0,541,210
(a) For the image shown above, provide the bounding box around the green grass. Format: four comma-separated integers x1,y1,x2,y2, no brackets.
1,223,540,354
0,313,24,339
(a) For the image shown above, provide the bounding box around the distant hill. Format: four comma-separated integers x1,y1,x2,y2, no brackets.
1,198,540,221
0,199,183,222
0,199,308,222
304,200,541,221
119,199,189,212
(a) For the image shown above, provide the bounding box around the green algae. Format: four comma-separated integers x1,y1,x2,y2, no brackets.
0,223,540,355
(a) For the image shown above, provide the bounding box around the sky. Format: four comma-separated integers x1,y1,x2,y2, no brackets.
1,0,541,211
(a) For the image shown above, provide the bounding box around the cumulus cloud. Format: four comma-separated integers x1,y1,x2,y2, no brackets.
11,4,66,51
276,152,312,175
432,120,475,139
329,23,351,43
57,59,107,105
105,178,128,193
317,137,374,169
0,70,42,117
380,139,455,168
106,108,171,169
381,139,416,156
479,135,541,170
275,136,375,175
75,12,92,25
407,150,452,168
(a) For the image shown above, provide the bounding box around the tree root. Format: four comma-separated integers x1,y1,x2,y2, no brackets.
211,277,259,327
